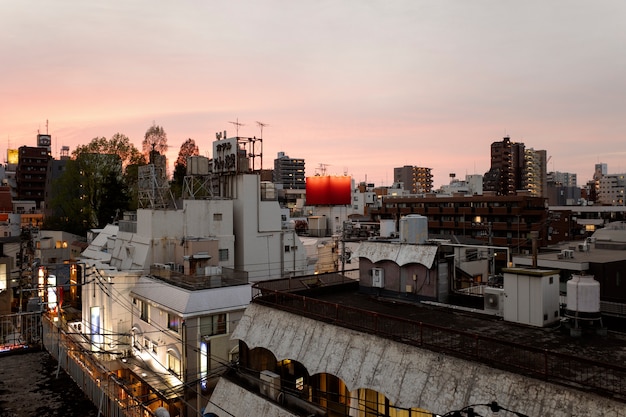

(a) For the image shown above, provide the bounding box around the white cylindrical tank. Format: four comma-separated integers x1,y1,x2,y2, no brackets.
567,274,601,313
379,219,396,238
399,215,428,244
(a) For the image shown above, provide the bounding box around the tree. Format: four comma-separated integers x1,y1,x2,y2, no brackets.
47,135,140,234
142,122,168,163
171,138,199,198
73,133,145,168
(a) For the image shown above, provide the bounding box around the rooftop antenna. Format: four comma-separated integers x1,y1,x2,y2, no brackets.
316,163,329,176
228,118,244,137
256,121,269,139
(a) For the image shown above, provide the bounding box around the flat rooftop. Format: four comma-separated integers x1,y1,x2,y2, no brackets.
253,275,626,402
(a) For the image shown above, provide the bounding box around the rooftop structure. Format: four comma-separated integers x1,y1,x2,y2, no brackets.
204,273,626,417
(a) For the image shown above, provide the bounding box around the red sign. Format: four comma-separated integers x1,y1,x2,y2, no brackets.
306,176,352,205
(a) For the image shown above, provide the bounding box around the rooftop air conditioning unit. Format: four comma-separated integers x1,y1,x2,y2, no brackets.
484,287,505,316
260,370,281,401
372,268,385,288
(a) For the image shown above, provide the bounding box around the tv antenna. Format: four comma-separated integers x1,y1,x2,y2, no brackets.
256,121,269,139
316,163,330,176
228,118,245,137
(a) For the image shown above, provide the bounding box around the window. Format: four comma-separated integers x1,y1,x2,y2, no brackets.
284,245,290,253
213,213,222,221
90,306,102,350
219,249,229,261
167,351,181,378
138,299,150,323
200,341,210,392
200,314,227,337
168,314,181,333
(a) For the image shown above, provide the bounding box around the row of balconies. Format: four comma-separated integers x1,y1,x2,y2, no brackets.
377,205,543,217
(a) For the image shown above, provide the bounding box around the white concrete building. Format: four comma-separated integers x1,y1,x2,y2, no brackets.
232,173,308,281
598,173,626,206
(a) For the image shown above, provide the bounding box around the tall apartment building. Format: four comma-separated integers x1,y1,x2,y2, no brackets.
522,148,548,197
393,165,433,194
16,141,52,209
598,174,626,206
483,136,525,195
273,152,305,189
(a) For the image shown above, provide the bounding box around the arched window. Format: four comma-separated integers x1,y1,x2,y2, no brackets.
167,348,182,378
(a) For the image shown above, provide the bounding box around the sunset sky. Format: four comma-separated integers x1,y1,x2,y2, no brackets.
2,1,625,187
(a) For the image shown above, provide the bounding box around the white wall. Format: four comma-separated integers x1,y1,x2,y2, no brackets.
232,174,307,281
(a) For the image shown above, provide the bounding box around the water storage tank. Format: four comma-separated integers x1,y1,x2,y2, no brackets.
566,274,601,315
399,215,428,244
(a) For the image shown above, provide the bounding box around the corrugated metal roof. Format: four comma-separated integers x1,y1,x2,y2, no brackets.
131,276,251,318
351,241,438,268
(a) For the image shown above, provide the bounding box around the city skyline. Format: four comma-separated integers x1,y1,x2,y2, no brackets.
2,1,625,187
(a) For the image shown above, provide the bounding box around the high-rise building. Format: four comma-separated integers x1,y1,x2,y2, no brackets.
393,165,433,194
273,152,305,189
16,141,52,208
483,136,525,195
523,148,548,197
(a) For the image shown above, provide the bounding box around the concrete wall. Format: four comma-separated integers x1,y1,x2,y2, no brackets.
227,303,625,417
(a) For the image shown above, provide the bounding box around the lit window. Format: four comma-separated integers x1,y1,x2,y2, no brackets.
167,351,181,378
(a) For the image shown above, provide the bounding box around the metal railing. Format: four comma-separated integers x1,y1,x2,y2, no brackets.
252,287,626,403
42,315,157,417
0,311,42,353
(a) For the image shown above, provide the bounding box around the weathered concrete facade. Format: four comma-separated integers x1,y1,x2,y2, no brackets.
206,303,626,417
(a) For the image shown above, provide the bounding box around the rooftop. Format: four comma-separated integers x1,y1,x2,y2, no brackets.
253,274,626,403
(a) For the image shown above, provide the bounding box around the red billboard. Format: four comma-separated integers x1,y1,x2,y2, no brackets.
306,176,352,205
